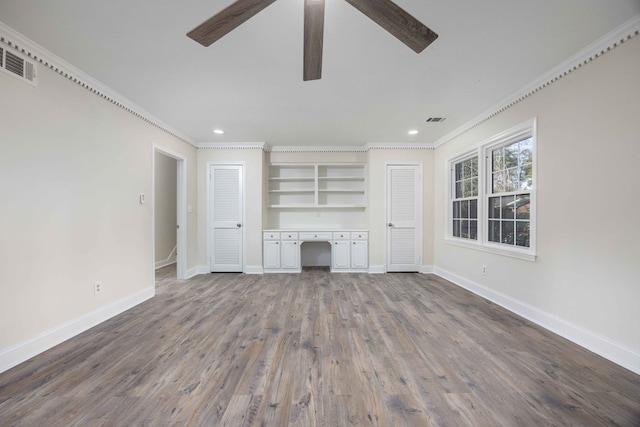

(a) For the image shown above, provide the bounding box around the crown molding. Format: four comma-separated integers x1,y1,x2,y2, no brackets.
266,145,368,153
198,142,266,149
366,143,435,150
0,21,198,147
432,13,640,148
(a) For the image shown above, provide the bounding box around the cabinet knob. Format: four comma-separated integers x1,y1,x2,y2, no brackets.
276,242,279,244
353,242,356,245
388,223,393,227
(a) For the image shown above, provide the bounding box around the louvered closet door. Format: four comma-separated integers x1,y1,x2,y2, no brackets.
386,165,422,272
209,164,243,272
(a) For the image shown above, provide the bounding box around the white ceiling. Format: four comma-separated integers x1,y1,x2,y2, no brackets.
1,0,639,146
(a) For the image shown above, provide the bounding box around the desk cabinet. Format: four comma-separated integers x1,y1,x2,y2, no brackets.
264,229,367,273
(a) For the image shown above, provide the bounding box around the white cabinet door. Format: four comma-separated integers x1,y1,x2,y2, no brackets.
263,241,280,269
332,240,350,270
351,240,368,269
281,240,300,270
386,165,422,272
209,164,243,272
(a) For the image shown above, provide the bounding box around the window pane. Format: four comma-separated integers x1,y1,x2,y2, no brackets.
470,199,478,219
461,220,470,238
463,179,473,198
489,197,501,219
515,194,530,219
502,221,514,245
453,220,461,237
455,163,462,181
455,181,462,198
508,168,520,192
520,164,533,190
504,142,519,168
519,137,533,165
492,171,505,193
461,200,469,219
471,177,478,197
502,195,516,219
516,221,530,247
470,220,478,240
463,160,473,179
492,148,503,172
453,201,460,219
489,220,500,242
471,157,478,175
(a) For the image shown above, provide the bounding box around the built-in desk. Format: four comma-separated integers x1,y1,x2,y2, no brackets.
263,229,368,273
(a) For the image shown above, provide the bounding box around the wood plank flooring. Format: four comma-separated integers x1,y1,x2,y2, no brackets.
1,266,639,426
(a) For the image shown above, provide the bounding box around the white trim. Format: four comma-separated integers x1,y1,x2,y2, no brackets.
267,145,368,153
0,287,154,374
245,265,264,275
0,21,197,147
421,265,434,274
433,14,640,148
187,266,209,279
153,145,188,280
368,265,385,274
199,142,266,150
155,245,177,269
366,143,434,150
433,267,640,375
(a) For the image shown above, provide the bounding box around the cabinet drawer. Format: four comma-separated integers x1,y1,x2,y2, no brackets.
263,232,280,240
350,231,368,240
299,232,332,241
281,232,299,240
332,232,349,240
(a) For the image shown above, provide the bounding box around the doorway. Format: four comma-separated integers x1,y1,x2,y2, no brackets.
153,145,187,280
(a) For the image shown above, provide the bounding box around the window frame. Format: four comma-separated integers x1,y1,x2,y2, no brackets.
448,153,481,244
446,118,537,261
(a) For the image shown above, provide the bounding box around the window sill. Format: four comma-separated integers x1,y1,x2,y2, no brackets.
445,237,537,262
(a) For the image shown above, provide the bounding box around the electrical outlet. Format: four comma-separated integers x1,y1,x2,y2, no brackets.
481,265,487,276
94,281,102,295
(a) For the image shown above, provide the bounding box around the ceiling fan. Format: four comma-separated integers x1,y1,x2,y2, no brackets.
187,0,438,81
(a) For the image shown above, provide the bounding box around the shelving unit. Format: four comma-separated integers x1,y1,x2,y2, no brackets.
268,163,366,208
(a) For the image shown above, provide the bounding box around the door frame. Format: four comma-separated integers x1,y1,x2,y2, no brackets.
207,162,246,273
384,162,423,272
152,144,188,280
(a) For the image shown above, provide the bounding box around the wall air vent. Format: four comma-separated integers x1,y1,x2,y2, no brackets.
425,117,446,123
0,46,37,86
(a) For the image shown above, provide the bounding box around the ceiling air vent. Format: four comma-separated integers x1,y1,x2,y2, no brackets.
425,117,446,123
1,47,37,86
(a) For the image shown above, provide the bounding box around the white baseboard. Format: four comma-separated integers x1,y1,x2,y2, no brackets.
368,265,385,274
421,265,434,274
0,287,155,374
245,265,264,275
155,246,177,270
433,267,640,375
186,266,209,279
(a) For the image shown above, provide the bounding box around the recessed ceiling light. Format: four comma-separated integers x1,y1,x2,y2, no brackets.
408,130,419,135
214,129,224,135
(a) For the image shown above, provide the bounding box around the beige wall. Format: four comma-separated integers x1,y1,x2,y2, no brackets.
154,152,177,266
196,148,264,270
0,62,197,350
433,36,640,354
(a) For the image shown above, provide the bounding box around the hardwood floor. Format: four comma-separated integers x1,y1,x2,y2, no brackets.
1,266,639,426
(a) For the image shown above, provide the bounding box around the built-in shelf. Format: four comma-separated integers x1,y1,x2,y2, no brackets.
268,163,366,209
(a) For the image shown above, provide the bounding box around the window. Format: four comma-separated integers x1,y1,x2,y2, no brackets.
487,137,533,248
452,156,478,240
447,119,536,260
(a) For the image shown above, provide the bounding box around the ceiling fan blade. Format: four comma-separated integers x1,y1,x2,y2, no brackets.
304,0,325,81
187,0,278,47
343,0,438,53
